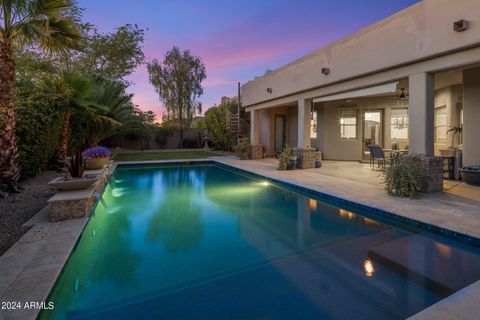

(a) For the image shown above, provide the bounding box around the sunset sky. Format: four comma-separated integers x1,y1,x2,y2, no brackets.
78,0,420,120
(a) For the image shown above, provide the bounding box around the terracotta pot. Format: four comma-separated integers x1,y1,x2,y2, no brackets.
85,157,109,170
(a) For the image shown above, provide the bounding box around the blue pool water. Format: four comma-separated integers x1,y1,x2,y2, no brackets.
40,164,480,319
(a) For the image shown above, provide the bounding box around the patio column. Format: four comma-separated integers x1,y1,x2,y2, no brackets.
408,73,434,156
463,67,480,167
259,109,271,155
250,110,260,145
297,99,312,148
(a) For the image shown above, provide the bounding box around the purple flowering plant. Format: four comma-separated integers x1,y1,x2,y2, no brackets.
82,146,112,159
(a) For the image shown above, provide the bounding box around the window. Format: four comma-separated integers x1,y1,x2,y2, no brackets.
390,108,408,140
340,110,357,139
434,106,447,142
310,110,317,139
458,102,463,145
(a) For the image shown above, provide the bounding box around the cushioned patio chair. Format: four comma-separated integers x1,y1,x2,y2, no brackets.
368,145,391,170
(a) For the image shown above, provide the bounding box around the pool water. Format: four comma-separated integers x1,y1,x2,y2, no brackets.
40,164,480,320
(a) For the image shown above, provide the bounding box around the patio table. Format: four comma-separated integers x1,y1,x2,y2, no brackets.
382,149,409,160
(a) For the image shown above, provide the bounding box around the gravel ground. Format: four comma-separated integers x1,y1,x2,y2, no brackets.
0,171,61,256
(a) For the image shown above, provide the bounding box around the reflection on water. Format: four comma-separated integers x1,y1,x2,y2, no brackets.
40,165,480,320
364,259,375,277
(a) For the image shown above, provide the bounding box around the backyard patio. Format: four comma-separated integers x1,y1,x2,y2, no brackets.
217,158,480,239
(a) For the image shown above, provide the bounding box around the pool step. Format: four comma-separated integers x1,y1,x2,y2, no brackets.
368,234,480,295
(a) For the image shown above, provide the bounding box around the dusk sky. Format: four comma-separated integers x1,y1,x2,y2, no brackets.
78,0,420,120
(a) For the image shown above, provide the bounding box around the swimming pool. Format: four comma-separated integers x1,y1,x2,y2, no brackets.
40,163,480,319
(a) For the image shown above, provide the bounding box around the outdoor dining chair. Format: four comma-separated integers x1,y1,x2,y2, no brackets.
368,145,391,170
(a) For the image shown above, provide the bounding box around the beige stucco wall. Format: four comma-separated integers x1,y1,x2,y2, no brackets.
433,85,463,155
309,86,460,161
243,0,480,108
260,106,298,155
313,97,409,161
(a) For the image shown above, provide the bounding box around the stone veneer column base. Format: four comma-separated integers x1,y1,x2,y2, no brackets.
294,148,316,169
50,196,96,222
250,144,264,160
418,156,444,193
48,170,109,222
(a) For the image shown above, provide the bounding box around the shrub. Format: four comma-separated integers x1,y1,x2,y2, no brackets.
82,146,112,159
383,155,427,198
278,146,292,170
204,104,234,151
15,91,64,178
182,137,202,148
154,127,172,148
235,139,249,160
66,151,86,178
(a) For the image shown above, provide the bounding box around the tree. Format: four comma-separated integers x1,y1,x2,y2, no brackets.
0,0,81,192
41,72,116,164
204,104,234,151
147,47,206,148
74,24,145,83
83,80,137,146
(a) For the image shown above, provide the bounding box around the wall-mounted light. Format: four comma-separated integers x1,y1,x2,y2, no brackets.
266,88,273,93
397,88,408,100
321,68,330,75
454,19,469,32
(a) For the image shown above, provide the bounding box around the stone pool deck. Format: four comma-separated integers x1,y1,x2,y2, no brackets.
216,158,480,240
1,157,479,320
214,158,480,320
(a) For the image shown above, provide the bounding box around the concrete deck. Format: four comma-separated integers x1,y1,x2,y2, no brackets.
1,158,479,320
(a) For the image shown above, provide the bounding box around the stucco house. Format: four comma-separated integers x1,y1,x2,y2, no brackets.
242,0,480,170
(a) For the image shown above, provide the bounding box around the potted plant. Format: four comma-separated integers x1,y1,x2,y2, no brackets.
278,147,289,170
48,151,98,191
314,151,322,168
383,155,428,198
277,146,296,170
460,166,480,186
82,146,112,170
235,139,249,160
288,155,297,170
447,126,463,149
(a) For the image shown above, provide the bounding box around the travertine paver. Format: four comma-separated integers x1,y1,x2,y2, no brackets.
216,159,480,240
408,280,480,320
0,217,87,320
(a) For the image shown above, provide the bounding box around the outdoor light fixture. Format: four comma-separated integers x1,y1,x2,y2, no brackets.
266,88,273,93
397,88,408,100
321,68,330,75
453,19,469,32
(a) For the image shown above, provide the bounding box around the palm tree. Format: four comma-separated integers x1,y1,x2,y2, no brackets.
0,0,81,192
84,80,135,146
41,72,117,164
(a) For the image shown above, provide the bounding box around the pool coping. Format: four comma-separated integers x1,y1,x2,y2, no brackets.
0,157,478,320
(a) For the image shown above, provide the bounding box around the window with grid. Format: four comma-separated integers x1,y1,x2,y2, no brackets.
340,110,357,139
390,108,408,140
434,106,447,142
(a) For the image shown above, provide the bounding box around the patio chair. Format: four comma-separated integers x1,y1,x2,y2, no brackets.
368,145,391,170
